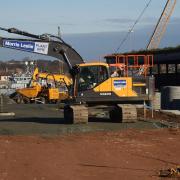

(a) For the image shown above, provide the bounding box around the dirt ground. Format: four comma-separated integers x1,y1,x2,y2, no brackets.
0,128,179,180
0,101,179,179
137,109,180,124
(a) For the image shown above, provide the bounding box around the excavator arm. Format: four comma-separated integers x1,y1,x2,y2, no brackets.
0,27,84,72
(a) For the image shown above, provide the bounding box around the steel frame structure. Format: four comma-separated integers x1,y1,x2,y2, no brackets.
147,0,177,50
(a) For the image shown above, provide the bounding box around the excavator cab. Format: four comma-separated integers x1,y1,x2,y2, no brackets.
74,55,154,105
77,63,109,92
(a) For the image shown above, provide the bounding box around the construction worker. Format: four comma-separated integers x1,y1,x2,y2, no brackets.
111,67,122,77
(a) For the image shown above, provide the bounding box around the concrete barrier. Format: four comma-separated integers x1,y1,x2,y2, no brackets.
161,86,180,110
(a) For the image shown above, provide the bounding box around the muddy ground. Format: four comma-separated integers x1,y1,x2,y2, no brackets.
0,100,179,180
0,129,179,180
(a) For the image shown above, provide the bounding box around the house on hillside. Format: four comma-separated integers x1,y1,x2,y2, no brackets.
0,72,11,89
0,72,11,82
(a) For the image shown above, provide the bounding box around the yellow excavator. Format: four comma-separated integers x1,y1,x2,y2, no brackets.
14,67,72,104
64,57,154,123
0,27,154,123
0,0,175,123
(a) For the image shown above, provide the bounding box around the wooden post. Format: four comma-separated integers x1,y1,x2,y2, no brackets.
0,94,3,113
151,99,154,119
144,101,146,120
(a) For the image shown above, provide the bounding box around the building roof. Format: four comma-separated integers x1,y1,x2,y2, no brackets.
105,46,180,64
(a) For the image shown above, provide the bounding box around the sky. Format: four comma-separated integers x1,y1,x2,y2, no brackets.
0,0,179,60
0,0,179,35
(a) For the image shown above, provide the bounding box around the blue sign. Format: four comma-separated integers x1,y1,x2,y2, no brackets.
3,40,35,52
3,40,49,55
114,80,127,89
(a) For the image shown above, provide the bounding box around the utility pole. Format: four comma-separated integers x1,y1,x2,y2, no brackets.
58,26,61,38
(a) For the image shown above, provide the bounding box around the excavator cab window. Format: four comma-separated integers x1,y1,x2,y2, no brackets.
78,65,108,92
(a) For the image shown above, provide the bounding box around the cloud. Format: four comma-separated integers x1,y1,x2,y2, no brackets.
141,17,180,25
169,17,180,24
104,18,135,24
103,17,180,27
141,17,157,23
101,17,157,28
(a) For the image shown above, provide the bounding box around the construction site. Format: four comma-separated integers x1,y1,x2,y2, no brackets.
0,0,180,179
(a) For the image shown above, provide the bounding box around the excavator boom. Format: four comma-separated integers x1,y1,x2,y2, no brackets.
0,27,84,70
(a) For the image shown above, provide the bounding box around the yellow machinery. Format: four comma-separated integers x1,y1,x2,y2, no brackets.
64,55,154,123
0,0,176,122
14,68,72,104
31,67,72,87
0,27,155,123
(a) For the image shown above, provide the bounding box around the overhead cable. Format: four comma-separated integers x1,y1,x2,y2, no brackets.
115,0,153,53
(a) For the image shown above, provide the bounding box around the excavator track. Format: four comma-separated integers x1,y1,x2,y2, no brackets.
64,104,137,124
64,104,88,124
117,104,137,123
